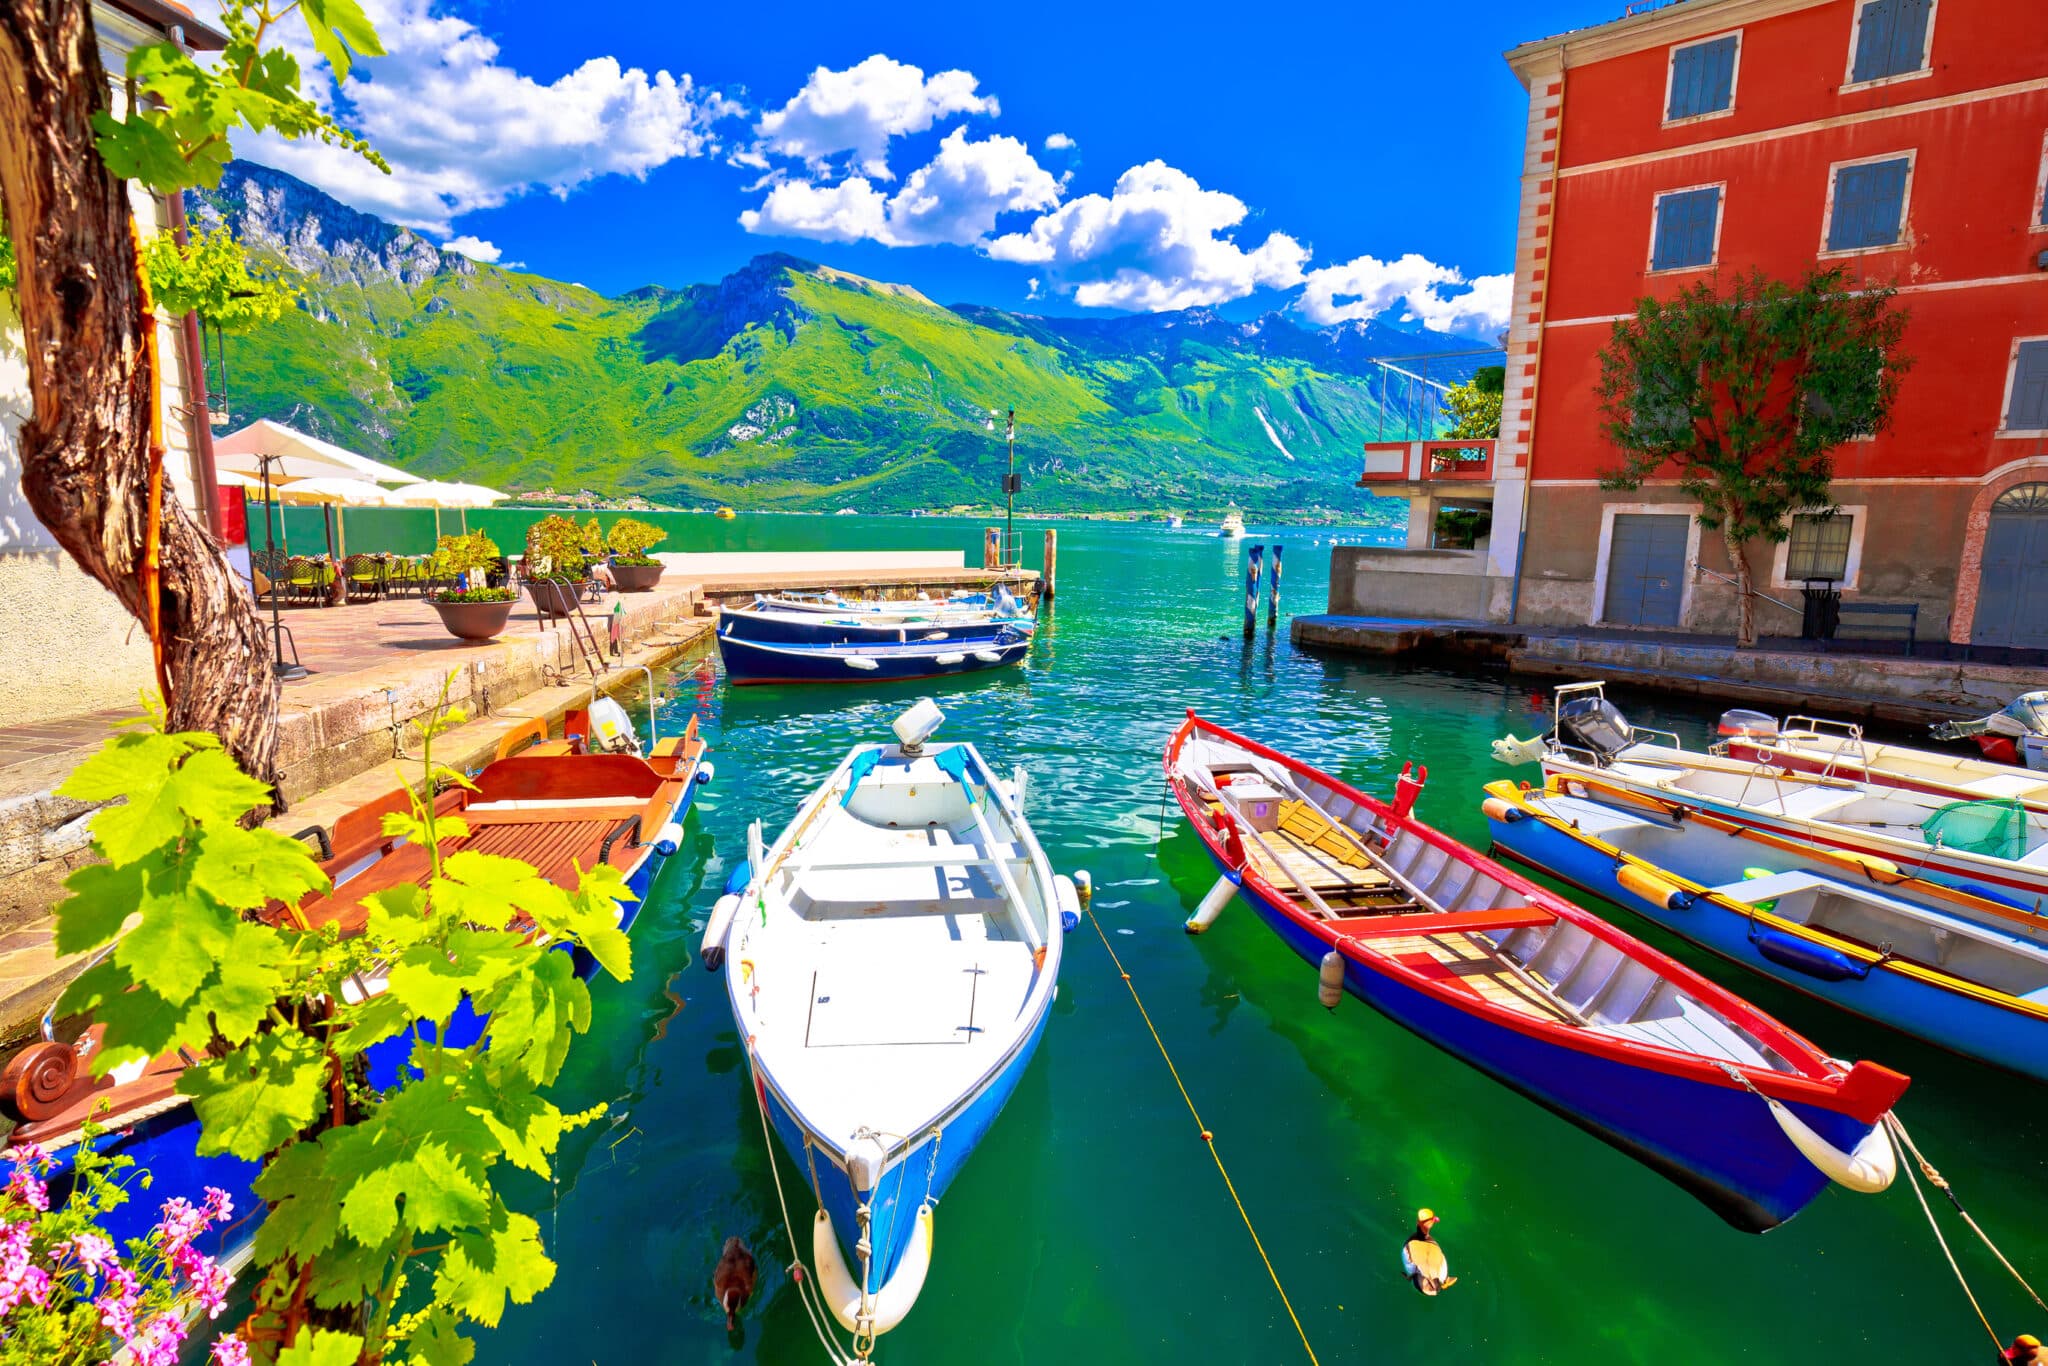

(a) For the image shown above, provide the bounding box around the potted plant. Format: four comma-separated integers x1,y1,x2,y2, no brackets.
427,532,516,639
607,516,668,591
523,515,591,618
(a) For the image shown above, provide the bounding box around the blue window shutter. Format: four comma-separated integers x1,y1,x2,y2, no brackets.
2011,341,2048,431
1852,0,1931,83
1828,158,1908,250
1652,187,1720,269
1668,37,1738,119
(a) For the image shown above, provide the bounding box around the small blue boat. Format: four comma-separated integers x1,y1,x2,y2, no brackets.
1168,712,1909,1232
717,624,1030,686
10,698,713,1269
718,602,1033,647
1483,777,2048,1082
713,702,1078,1339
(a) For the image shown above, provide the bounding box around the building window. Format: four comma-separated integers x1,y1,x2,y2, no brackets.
1650,185,1722,271
1785,513,1853,581
1846,0,1935,86
1823,155,1911,253
2004,339,2048,434
1667,34,1739,122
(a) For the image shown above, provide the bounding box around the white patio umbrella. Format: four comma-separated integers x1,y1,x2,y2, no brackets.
388,481,506,508
271,477,394,506
213,420,424,487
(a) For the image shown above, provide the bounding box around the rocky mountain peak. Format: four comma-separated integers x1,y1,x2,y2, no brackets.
186,160,477,292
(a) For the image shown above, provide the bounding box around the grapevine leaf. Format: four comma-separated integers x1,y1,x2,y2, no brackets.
183,1031,328,1159
362,883,430,943
51,858,146,955
114,882,236,1006
276,1328,365,1366
405,1308,477,1366
59,960,188,1073
384,928,527,1025
336,1163,406,1245
300,0,386,82
253,1141,342,1261
407,1142,492,1233
202,922,291,1043
471,1088,565,1177
474,948,587,1085
432,1207,554,1327
191,825,329,909
335,993,414,1059
431,851,570,931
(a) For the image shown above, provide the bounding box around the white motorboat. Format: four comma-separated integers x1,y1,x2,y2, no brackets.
1218,511,1246,538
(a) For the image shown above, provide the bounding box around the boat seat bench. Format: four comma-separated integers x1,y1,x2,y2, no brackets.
1332,907,1558,938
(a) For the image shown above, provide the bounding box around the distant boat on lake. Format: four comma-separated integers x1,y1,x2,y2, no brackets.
1167,513,1185,529
714,506,738,519
1217,511,1245,538
835,507,858,516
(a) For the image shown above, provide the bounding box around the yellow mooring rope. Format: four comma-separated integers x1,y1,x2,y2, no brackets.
1082,904,1323,1366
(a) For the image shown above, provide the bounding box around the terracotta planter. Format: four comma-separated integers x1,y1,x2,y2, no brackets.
431,597,515,640
611,561,665,592
524,579,587,618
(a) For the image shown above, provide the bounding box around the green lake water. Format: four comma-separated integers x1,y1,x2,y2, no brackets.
484,516,2048,1365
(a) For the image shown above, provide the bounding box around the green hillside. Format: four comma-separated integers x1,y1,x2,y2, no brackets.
196,161,1475,515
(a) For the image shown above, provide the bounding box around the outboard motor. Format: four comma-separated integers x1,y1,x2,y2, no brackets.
587,696,644,758
1718,709,1779,740
1556,696,1635,763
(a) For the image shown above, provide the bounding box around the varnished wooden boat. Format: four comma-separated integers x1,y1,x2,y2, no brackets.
1167,711,1907,1232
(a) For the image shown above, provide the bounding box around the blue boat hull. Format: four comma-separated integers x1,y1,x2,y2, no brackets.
720,612,1030,647
1487,808,2048,1083
757,994,1052,1293
717,631,1029,686
1199,850,1868,1231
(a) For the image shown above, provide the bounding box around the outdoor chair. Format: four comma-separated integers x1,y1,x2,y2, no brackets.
284,556,327,605
251,548,290,606
342,554,386,600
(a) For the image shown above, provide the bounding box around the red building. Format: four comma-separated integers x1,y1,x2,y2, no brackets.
1353,0,2048,648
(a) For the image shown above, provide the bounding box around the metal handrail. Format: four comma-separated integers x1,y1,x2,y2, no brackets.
1692,562,1800,615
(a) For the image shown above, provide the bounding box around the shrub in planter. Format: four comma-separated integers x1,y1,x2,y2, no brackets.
606,516,667,590
427,532,517,638
523,516,593,615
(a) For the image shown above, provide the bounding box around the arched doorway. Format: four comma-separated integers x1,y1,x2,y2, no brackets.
1971,483,2048,648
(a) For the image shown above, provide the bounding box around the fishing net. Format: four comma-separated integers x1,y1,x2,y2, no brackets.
1921,798,2029,860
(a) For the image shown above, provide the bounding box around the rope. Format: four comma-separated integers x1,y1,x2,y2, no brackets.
746,1041,857,1366
1888,1116,2005,1353
1081,903,1322,1366
1888,1114,2048,1315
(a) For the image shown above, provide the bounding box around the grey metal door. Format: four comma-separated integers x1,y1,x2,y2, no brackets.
1973,484,2048,649
1602,513,1689,627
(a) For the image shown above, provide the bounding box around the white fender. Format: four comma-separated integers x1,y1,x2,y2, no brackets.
653,821,684,856
934,652,965,665
844,656,880,671
702,893,741,971
972,649,1003,663
1765,1099,1897,1193
813,1205,934,1337
1054,875,1082,933
1186,873,1237,934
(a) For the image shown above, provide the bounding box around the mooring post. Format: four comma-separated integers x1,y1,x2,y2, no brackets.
1269,543,1282,626
1042,528,1058,603
1244,544,1263,638
984,526,1000,569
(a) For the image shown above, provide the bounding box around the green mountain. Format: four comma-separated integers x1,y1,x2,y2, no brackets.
192,161,1481,515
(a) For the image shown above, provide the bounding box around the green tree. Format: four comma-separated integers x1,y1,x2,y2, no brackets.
141,224,297,332
0,0,386,788
1594,267,1910,646
1440,364,1504,440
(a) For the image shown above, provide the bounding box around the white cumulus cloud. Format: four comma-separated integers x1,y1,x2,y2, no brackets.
441,234,501,262
1297,252,1513,335
235,0,741,236
1043,132,1075,151
741,128,1059,248
986,160,1307,311
752,55,997,180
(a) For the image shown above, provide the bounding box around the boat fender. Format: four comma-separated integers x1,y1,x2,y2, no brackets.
1317,950,1345,1010
845,656,880,671
972,649,1003,663
934,652,966,665
1750,926,1871,982
1480,796,1525,824
1393,762,1428,819
1074,869,1093,907
694,761,716,786
813,1204,934,1337
1213,810,1247,868
1616,863,1691,911
1763,1100,1897,1193
1187,873,1239,934
1054,875,1082,933
702,894,741,972
653,821,684,856
723,859,752,898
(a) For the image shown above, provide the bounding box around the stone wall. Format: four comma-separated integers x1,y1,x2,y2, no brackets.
1326,544,1514,622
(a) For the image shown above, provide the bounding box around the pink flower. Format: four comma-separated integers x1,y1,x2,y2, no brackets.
5,1163,48,1213
93,1264,141,1340
211,1335,251,1366
201,1187,233,1224
67,1232,116,1273
0,1219,50,1315
124,1312,189,1366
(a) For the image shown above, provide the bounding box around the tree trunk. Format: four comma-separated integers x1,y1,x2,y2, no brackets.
1723,524,1758,648
0,0,280,785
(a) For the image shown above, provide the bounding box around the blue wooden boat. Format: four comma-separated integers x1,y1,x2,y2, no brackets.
1168,712,1908,1232
717,625,1030,686
1483,777,2048,1081
718,603,1033,647
713,702,1079,1339
8,699,712,1270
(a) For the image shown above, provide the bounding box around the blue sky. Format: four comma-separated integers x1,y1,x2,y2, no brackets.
237,0,1629,335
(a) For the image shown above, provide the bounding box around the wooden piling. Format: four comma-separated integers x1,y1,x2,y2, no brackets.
1042,529,1058,602
1269,543,1282,626
1244,544,1263,638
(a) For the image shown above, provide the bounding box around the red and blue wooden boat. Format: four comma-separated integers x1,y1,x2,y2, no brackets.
1166,712,1908,1232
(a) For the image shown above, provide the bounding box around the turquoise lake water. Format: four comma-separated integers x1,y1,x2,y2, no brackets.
482,516,2048,1366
